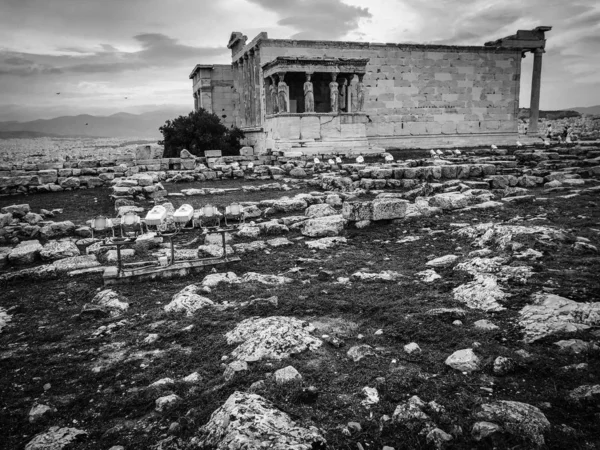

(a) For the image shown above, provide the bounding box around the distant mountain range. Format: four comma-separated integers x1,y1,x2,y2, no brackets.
0,108,192,139
570,105,600,116
1,104,598,140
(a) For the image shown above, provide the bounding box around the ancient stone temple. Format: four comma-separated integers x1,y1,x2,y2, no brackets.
190,27,551,154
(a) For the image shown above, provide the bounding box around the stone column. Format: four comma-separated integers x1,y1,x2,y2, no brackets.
254,48,261,126
243,54,250,127
193,92,198,111
529,49,544,134
249,50,256,127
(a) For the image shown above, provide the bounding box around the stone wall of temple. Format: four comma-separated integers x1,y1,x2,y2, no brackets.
191,65,236,129
256,40,521,148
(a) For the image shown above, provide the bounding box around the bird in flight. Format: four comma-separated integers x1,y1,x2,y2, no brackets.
85,123,88,125
56,92,60,95
124,97,128,99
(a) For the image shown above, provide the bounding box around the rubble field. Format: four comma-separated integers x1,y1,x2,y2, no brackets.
1,144,600,450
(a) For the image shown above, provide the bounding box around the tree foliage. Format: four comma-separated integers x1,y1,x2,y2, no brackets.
159,109,244,157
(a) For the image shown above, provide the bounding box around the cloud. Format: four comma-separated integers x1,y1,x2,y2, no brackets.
0,33,227,77
247,0,371,39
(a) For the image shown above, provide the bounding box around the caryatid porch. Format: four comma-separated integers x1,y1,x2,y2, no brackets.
260,57,375,153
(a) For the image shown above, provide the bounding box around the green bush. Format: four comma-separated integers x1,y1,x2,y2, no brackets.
159,109,244,157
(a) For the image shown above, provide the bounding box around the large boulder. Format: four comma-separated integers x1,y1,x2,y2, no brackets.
445,348,480,372
195,391,326,449
273,198,308,213
25,426,87,450
1,204,30,218
225,316,322,361
92,289,129,316
52,255,100,272
429,193,470,210
164,285,214,316
40,221,76,240
342,201,373,221
8,240,42,265
519,293,600,343
305,203,337,218
372,198,409,220
39,240,80,261
474,401,550,446
302,215,346,237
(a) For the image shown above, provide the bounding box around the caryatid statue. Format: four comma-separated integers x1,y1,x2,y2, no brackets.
277,73,289,113
304,73,314,113
329,74,339,113
356,74,365,112
338,77,347,112
269,75,278,114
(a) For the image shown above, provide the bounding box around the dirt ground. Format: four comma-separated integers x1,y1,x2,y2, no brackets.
1,151,600,449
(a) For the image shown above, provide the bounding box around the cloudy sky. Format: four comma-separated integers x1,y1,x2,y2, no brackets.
0,0,598,121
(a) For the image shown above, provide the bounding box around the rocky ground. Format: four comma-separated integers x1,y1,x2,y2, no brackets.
1,145,600,449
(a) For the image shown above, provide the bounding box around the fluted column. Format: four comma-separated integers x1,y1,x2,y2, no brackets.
249,50,256,127
529,48,544,134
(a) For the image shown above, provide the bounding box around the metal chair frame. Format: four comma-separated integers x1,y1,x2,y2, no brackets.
91,215,114,240
224,203,245,227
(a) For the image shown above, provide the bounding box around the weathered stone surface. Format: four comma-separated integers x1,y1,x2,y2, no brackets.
305,203,337,218
164,285,214,316
201,272,239,287
237,224,261,239
257,220,289,235
23,212,44,225
474,401,550,446
240,272,292,285
274,365,302,384
426,428,453,449
155,394,182,413
445,348,480,372
347,344,376,362
0,212,12,228
0,306,11,333
429,193,470,210
92,289,128,316
519,293,600,342
472,421,501,441
40,221,76,239
226,316,322,361
554,339,598,354
194,391,325,449
351,270,404,282
8,240,42,265
453,275,508,311
232,241,268,254
273,198,308,213
40,240,80,261
224,360,249,381
1,203,30,217
474,319,499,331
302,215,346,237
53,255,100,272
289,167,307,178
426,254,458,267
392,396,432,428
25,426,87,450
485,354,512,377
266,237,293,248
568,385,600,403
28,404,57,423
342,201,372,221
305,236,347,250
372,198,409,220
415,268,441,283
